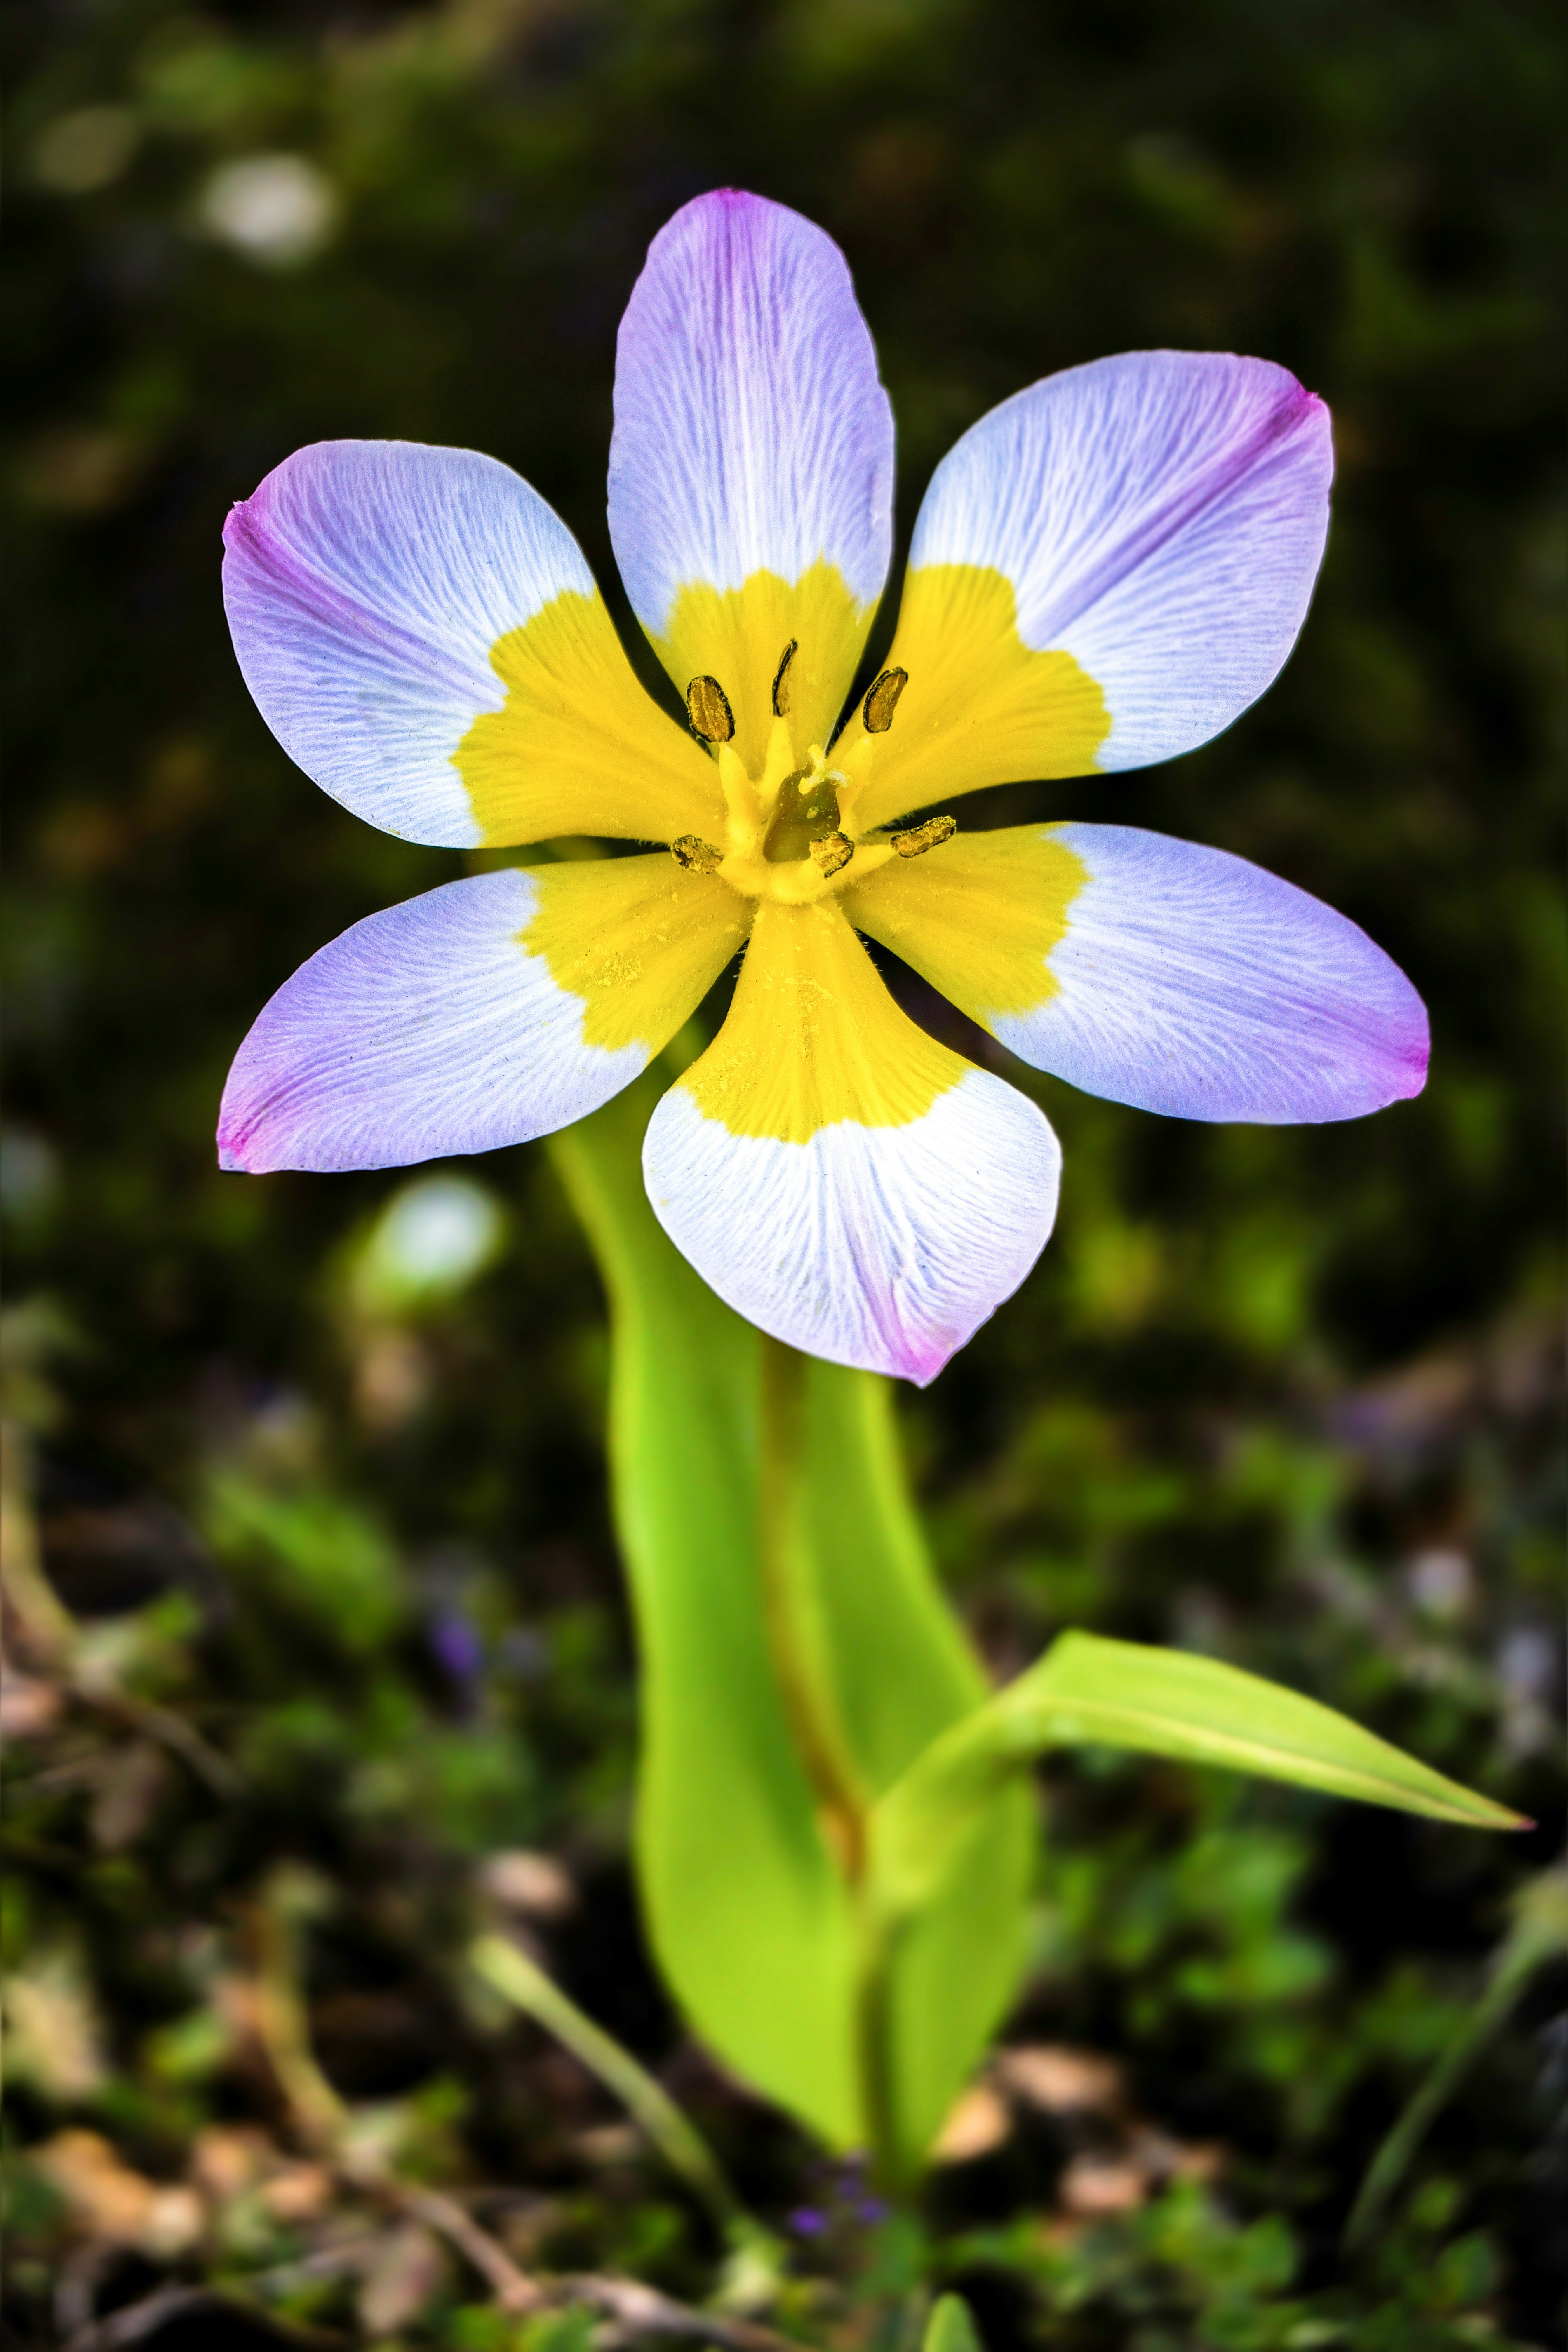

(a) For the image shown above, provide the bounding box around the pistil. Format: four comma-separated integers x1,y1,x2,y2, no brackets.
762,747,842,864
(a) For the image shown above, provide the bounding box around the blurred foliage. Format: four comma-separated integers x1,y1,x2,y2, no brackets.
2,0,1563,2345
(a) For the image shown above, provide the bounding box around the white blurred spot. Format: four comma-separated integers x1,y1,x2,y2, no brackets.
32,106,140,194
1,1128,59,1219
198,153,338,267
1497,1624,1555,1703
480,1849,577,1918
1408,1546,1472,1619
355,1176,506,1312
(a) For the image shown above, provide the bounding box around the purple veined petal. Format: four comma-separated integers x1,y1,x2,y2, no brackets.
848,822,1428,1123
641,899,1060,1384
846,352,1333,827
219,860,748,1173
608,190,895,770
224,440,717,850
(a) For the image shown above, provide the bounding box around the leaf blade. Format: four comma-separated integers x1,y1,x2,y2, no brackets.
1032,1634,1528,1828
875,1630,1526,1923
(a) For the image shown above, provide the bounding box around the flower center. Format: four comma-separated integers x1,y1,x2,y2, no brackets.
670,649,950,905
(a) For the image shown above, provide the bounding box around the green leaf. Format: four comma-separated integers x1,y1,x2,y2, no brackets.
874,1630,1526,1922
468,1933,750,2237
550,1067,1030,2169
924,2296,984,2352
1344,1866,1568,2246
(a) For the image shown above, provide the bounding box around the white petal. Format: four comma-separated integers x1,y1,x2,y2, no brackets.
640,901,1060,1382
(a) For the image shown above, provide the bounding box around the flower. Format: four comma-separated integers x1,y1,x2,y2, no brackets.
218,189,1427,1384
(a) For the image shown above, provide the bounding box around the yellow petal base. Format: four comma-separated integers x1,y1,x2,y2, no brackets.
845,824,1088,1029
679,899,967,1142
522,855,750,1052
654,560,873,780
834,564,1111,832
459,591,723,848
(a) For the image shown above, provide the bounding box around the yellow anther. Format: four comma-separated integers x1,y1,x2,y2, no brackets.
671,835,725,874
809,831,854,878
891,814,956,858
862,667,908,734
686,674,734,743
771,639,798,717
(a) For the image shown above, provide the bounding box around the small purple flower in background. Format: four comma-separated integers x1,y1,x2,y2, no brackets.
217,188,1426,1383
428,1605,485,1690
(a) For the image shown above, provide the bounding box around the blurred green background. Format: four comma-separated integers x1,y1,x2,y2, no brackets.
3,0,1563,2345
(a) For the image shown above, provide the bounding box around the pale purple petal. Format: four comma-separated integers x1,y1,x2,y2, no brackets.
997,825,1428,1121
223,441,597,845
218,865,742,1174
609,189,894,637
907,352,1333,770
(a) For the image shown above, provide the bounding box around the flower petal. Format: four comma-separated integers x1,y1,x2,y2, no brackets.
847,823,1427,1122
609,190,895,775
224,440,719,849
219,858,748,1172
642,900,1060,1382
841,353,1331,831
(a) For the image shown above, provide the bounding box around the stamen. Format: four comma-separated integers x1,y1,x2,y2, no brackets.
809,831,854,878
686,675,734,743
891,814,956,859
771,639,798,717
862,667,908,734
671,835,725,874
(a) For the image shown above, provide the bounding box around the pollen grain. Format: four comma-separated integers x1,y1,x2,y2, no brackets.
892,814,957,859
671,835,726,874
771,639,798,717
686,674,735,743
809,830,855,878
862,666,908,734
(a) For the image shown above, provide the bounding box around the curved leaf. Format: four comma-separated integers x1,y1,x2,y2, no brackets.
874,1630,1526,1923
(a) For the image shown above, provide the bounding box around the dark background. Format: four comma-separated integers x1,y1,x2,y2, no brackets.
3,1,1563,2345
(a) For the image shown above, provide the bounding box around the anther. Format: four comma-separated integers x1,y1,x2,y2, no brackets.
771,639,798,717
862,667,908,734
809,831,855,878
686,675,734,743
671,836,725,874
892,814,956,859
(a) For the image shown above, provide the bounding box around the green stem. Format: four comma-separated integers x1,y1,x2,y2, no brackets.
756,1333,901,2187
1343,1868,1568,2248
470,1933,750,2240
757,1337,865,1875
